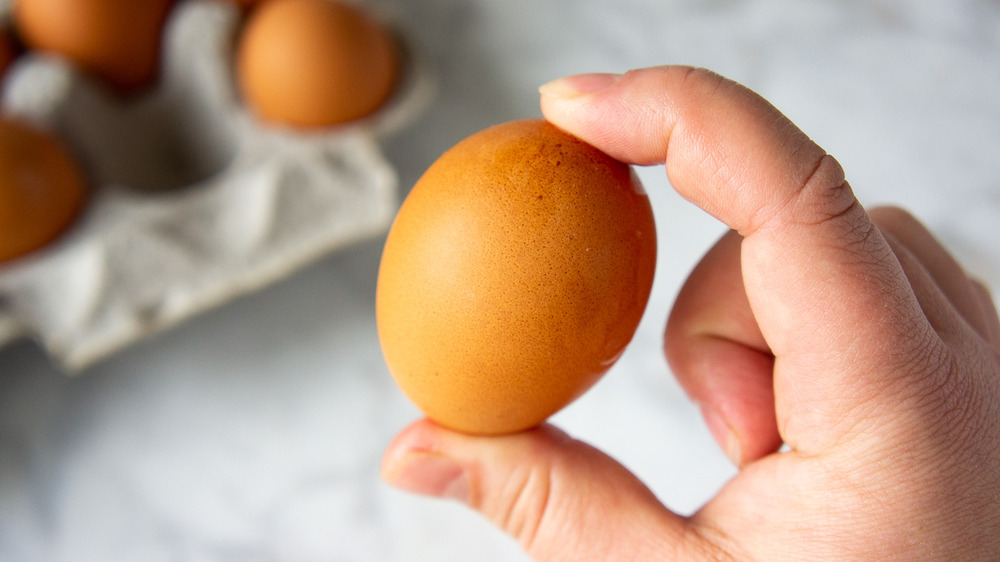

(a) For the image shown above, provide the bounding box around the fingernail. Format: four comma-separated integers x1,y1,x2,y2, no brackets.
382,450,470,502
700,405,742,466
539,72,623,98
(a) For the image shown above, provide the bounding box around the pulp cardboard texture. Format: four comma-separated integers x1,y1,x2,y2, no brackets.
0,0,433,371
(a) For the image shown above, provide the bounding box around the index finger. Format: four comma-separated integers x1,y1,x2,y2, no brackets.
540,66,940,452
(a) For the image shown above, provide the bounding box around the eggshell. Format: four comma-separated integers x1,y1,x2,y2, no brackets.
212,0,263,12
225,0,261,9
377,119,657,435
0,30,16,78
13,0,174,93
0,118,87,264
236,0,399,128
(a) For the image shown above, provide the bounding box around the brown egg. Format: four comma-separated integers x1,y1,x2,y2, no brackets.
217,0,263,11
13,0,173,93
236,0,399,128
377,119,657,435
0,29,17,79
0,119,87,264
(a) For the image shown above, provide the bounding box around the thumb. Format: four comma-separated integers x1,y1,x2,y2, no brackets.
382,419,719,561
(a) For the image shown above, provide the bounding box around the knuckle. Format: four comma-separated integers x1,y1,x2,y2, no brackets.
472,439,562,554
787,153,854,228
676,65,726,91
504,465,554,553
748,152,861,238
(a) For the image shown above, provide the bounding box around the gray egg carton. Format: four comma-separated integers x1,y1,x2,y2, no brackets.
0,0,433,371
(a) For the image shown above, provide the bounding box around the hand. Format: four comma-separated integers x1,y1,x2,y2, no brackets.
380,66,1000,560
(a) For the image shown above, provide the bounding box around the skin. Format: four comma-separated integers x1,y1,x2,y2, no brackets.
381,65,1000,560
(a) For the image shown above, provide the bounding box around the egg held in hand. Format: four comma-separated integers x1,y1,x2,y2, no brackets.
377,119,657,435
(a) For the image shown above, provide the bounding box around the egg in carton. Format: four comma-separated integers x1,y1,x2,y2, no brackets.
0,0,434,372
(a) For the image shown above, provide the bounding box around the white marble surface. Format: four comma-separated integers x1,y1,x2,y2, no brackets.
2,0,999,560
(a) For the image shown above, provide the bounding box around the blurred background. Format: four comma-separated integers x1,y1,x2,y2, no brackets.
2,0,999,560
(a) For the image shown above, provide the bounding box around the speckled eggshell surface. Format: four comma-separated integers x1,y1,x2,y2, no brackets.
376,119,657,435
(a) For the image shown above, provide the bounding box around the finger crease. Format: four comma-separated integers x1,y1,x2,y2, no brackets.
749,153,855,235
518,466,554,555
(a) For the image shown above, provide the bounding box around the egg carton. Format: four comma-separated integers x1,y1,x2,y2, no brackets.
0,0,433,372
